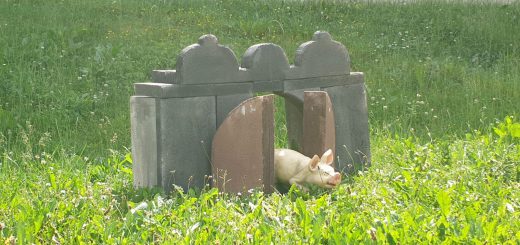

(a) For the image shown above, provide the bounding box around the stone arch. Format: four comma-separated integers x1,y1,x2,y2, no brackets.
210,91,336,193
131,31,370,192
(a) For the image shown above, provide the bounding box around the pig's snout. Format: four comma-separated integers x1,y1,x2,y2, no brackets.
327,173,342,187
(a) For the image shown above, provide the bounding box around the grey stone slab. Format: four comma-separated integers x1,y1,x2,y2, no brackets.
216,93,253,128
134,82,253,98
283,73,364,91
152,70,176,83
287,31,350,79
206,83,253,97
212,95,275,194
130,96,159,188
158,96,216,192
302,91,336,167
341,72,364,86
241,43,290,81
252,80,284,93
237,69,252,82
175,34,241,84
134,83,169,97
325,83,371,173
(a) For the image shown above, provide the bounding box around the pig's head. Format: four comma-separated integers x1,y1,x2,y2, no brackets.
306,149,342,188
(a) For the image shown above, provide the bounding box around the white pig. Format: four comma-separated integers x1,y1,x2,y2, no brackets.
274,148,342,191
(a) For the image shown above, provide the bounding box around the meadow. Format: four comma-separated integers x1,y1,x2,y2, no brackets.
0,0,519,243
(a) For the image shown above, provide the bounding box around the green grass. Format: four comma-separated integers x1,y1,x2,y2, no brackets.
1,120,518,243
0,0,519,243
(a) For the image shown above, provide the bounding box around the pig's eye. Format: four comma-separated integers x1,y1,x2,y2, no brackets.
317,167,331,176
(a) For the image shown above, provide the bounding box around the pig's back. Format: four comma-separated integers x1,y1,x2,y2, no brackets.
274,149,309,183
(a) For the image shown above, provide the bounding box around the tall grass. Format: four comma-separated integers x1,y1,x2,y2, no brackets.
1,119,518,243
1,0,518,157
0,0,519,243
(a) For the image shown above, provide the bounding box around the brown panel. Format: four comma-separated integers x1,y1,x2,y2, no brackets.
211,95,275,194
302,91,336,167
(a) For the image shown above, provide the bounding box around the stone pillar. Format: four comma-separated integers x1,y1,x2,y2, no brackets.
325,83,371,173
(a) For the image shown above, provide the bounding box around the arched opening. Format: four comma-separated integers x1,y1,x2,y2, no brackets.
211,91,336,193
271,94,289,149
274,90,336,160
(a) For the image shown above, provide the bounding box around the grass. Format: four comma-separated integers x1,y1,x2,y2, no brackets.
0,0,519,243
1,120,518,243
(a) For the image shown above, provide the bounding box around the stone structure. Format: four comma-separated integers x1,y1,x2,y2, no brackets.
130,31,371,193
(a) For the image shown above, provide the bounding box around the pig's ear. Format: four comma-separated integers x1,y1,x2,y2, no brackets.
309,155,320,171
321,149,334,165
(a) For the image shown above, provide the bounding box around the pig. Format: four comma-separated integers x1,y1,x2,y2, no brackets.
274,148,342,192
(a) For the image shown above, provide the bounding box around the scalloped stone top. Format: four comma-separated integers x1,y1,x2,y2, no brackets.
312,31,332,41
198,34,218,46
169,31,350,84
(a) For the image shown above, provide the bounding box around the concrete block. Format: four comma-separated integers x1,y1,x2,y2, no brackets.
130,96,159,188
152,70,176,83
134,82,253,98
287,31,350,79
284,73,364,91
216,93,253,128
343,72,365,86
302,91,336,166
212,95,275,194
325,84,371,173
210,83,253,97
236,69,252,82
241,43,289,81
134,83,172,98
175,34,241,84
253,80,284,93
158,96,216,192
